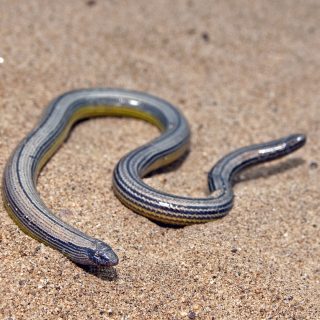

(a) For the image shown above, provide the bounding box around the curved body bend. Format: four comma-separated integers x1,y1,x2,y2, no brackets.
2,88,306,267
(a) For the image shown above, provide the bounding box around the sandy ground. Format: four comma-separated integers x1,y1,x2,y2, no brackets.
0,0,319,319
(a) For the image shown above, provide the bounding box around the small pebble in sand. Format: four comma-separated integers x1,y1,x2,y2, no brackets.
201,32,210,42
188,310,196,319
86,0,96,6
231,247,238,254
309,161,318,170
284,295,294,303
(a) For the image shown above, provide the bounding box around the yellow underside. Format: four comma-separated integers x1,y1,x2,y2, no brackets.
36,105,165,177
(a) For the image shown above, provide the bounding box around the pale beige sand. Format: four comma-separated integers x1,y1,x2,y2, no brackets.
0,0,319,319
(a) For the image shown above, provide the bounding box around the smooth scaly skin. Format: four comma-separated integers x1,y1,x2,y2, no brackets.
2,88,306,267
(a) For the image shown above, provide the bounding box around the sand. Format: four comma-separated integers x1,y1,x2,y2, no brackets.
0,0,319,319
